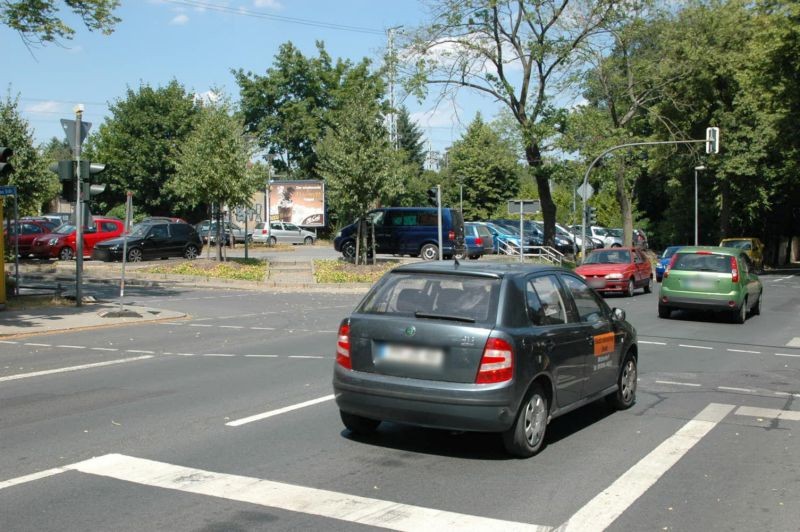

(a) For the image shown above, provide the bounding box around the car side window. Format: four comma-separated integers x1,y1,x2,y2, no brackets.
561,275,606,324
526,275,568,326
285,223,299,231
270,222,282,230
102,222,118,233
150,224,168,238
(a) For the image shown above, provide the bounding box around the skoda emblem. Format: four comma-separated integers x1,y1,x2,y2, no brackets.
404,326,416,337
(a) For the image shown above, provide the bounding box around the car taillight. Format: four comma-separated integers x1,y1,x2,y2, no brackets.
261,229,267,234
336,322,351,369
476,337,513,384
663,254,679,279
730,256,739,283
448,230,455,241
475,237,483,246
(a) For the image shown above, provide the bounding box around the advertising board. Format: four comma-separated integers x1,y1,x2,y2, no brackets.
267,180,325,227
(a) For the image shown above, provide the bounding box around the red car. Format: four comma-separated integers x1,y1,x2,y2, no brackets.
3,219,59,257
575,247,653,297
29,217,124,260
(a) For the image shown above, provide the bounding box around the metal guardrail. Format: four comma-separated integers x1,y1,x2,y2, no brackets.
497,241,564,265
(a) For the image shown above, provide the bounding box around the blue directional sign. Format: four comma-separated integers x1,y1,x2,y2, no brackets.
0,184,17,196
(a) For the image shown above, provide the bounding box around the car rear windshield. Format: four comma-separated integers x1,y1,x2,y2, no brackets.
584,249,631,264
671,252,731,272
359,272,501,324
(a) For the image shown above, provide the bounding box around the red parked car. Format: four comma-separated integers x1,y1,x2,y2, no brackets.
575,247,653,297
29,217,124,260
3,219,59,257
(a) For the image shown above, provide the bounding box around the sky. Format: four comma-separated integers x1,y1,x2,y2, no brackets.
3,0,496,159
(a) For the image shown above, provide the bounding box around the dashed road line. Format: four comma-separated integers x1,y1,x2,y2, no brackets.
678,344,713,350
639,341,667,345
655,380,701,387
0,355,153,383
24,343,51,347
776,353,800,358
288,355,325,359
56,345,84,349
0,340,19,344
90,347,118,352
718,386,754,393
735,406,800,422
189,324,212,327
244,354,278,358
226,394,335,427
219,326,244,329
126,349,155,354
203,354,237,357
727,348,761,354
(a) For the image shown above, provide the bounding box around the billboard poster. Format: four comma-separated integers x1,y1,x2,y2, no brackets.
267,180,325,227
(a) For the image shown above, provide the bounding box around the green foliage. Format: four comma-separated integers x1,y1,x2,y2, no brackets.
396,106,426,171
86,80,200,217
104,202,146,224
313,259,396,283
0,93,58,214
1,0,120,47
146,259,267,282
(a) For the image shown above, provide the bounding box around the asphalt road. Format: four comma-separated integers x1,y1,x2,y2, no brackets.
1,271,799,531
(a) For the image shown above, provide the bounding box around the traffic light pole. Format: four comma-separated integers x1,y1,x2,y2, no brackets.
74,107,84,307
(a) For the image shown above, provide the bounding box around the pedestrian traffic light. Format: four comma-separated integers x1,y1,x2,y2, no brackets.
586,205,597,225
427,186,438,207
0,147,13,177
706,127,720,154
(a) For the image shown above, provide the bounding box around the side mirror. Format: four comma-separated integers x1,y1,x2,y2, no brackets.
612,308,626,322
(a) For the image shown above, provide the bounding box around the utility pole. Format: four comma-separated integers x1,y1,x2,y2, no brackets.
387,26,402,150
73,105,85,306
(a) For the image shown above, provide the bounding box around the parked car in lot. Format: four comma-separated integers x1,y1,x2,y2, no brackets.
333,261,638,457
658,246,762,323
656,246,683,282
472,221,524,254
92,221,202,262
3,219,59,256
334,207,466,261
29,217,124,260
719,237,765,271
575,247,653,297
459,222,493,259
252,221,316,245
195,220,251,245
42,212,71,226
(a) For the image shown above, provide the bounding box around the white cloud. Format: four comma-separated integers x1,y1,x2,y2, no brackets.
170,14,189,25
253,0,282,8
194,90,220,104
25,101,63,114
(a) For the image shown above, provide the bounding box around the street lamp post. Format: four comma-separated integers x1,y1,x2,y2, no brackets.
694,165,706,246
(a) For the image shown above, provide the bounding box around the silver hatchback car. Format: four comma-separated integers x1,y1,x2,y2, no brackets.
252,221,316,245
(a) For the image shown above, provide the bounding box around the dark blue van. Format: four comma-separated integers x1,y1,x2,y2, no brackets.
334,207,466,260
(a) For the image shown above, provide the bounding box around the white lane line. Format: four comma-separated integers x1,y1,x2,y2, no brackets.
174,353,196,357
126,349,154,354
639,341,667,345
735,406,800,422
0,340,19,344
227,395,335,427
244,355,278,358
718,386,754,393
56,345,84,349
727,348,761,354
0,467,67,491
219,326,244,329
560,403,734,532
67,454,547,531
203,354,236,357
288,355,325,359
0,356,153,383
251,327,276,330
24,343,52,347
775,353,800,358
655,380,702,387
678,344,713,350
91,347,118,352
189,324,212,328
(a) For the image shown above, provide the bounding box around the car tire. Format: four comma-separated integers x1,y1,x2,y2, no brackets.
643,277,652,294
420,243,439,261
454,248,467,260
606,354,637,410
626,278,635,297
268,236,277,247
340,411,380,435
469,255,480,260
58,247,73,261
304,236,314,245
751,292,762,316
341,240,356,259
502,383,549,458
656,275,662,283
733,297,747,324
127,248,143,263
611,243,622,248
184,245,199,260
658,305,671,319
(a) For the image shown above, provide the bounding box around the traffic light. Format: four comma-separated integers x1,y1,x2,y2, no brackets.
0,147,13,177
427,186,438,206
49,161,107,202
706,127,720,154
586,205,597,225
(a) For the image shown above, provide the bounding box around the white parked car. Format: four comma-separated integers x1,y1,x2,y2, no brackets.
252,221,316,245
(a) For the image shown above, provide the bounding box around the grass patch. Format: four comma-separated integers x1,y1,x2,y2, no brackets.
314,259,397,283
145,258,267,282
5,295,74,310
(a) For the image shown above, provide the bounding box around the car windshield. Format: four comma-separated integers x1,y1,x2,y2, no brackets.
359,272,501,324
671,252,732,272
721,239,751,249
54,224,76,235
584,250,631,264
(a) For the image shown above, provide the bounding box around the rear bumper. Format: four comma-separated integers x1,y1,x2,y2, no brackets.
333,365,516,432
659,290,742,312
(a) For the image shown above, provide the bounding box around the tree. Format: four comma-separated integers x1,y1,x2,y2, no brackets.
444,114,520,220
396,106,426,172
86,80,200,217
235,41,383,178
404,0,622,245
168,99,262,261
2,0,120,47
0,93,58,214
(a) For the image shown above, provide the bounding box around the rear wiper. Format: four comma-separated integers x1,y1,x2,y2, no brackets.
414,312,476,323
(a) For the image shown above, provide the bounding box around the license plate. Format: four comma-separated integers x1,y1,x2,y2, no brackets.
684,279,715,290
587,278,606,289
376,344,444,368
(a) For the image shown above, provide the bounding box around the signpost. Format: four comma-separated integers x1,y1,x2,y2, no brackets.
0,185,19,297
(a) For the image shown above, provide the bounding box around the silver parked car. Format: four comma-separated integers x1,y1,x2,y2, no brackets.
252,221,316,245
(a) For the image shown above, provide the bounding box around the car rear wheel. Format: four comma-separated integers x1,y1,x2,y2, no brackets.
502,383,549,458
454,248,467,260
733,297,747,324
127,248,143,262
58,247,73,261
267,236,277,247
751,292,762,316
658,305,671,319
341,240,355,259
304,236,314,245
184,245,199,260
420,243,439,261
606,354,637,410
340,411,380,435
626,279,635,297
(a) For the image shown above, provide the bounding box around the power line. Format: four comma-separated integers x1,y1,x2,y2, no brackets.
164,0,385,35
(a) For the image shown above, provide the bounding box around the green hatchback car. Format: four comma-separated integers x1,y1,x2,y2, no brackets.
658,246,762,323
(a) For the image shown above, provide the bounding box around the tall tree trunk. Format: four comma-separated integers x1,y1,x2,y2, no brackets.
615,161,633,247
525,143,555,246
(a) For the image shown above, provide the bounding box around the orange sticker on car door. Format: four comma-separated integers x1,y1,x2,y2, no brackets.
593,332,615,356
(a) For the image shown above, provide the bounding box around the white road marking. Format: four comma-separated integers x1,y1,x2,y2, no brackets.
189,324,212,328
655,380,701,387
90,347,118,352
639,341,667,345
560,403,734,532
174,353,196,356
718,386,754,393
786,337,800,348
775,352,800,358
203,354,236,357
735,406,800,422
0,340,19,344
727,349,761,354
56,345,84,349
126,350,154,354
0,467,67,491
678,344,713,350
24,343,51,347
219,326,244,329
0,356,153,382
251,327,276,330
226,395,335,427
288,355,324,359
771,392,800,398
66,454,548,531
244,354,278,358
